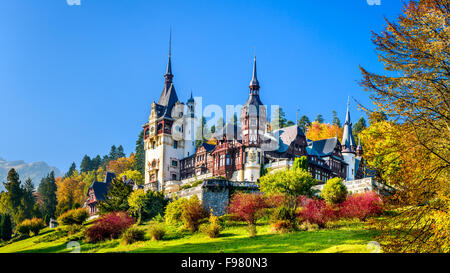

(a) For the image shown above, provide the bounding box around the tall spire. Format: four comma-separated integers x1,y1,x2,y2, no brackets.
165,27,173,83
249,55,260,91
341,96,356,153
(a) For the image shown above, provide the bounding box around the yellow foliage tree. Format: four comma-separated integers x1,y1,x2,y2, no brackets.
107,153,135,176
360,0,450,253
56,173,86,216
306,122,343,141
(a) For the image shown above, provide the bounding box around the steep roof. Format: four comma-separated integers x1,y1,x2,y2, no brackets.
157,83,179,118
87,172,116,201
271,125,305,153
307,137,340,157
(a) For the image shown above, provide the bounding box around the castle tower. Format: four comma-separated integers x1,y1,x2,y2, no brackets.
240,56,267,182
144,32,185,191
341,97,357,180
183,92,197,158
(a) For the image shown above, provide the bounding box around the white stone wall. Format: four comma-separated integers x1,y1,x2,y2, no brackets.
342,153,356,181
313,177,375,194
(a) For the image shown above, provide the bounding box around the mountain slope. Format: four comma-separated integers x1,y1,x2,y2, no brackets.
0,158,63,191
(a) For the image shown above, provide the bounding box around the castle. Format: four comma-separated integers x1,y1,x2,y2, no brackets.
142,45,365,194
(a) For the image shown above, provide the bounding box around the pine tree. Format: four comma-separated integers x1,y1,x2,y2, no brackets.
271,107,293,130
91,155,102,170
353,117,367,138
332,111,341,127
3,169,23,210
65,162,77,178
298,115,311,132
38,172,57,223
134,129,145,175
109,145,118,160
80,155,92,173
0,214,12,241
22,178,35,219
117,145,125,158
98,178,133,214
315,114,324,123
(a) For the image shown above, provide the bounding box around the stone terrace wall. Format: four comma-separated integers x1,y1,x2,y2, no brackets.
172,179,259,216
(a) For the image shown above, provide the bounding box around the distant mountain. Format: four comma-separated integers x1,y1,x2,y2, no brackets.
0,157,63,191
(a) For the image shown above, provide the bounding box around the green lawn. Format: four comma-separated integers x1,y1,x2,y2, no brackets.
0,219,380,253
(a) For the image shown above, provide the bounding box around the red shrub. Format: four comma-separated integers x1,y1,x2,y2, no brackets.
298,199,336,228
339,191,384,221
85,212,135,242
297,195,312,207
228,193,267,225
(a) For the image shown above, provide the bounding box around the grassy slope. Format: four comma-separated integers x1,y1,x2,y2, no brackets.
0,220,379,253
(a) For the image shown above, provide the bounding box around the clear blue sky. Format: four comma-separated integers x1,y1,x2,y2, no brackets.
0,0,405,173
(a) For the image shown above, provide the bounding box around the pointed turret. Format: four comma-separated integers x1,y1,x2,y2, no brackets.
341,97,356,153
356,137,363,156
157,30,179,118
164,29,173,84
249,56,260,91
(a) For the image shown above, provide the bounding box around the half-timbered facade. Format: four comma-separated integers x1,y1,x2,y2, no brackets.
142,45,366,193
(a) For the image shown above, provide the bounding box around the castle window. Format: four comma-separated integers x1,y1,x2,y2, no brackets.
172,160,178,167
174,141,178,149
152,142,156,149
226,154,231,165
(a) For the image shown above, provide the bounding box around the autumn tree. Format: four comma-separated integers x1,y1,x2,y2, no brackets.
359,0,450,253
107,154,135,176
306,122,343,141
56,175,86,216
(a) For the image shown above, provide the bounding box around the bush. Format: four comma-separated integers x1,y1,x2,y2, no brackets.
264,194,287,208
229,193,267,226
298,199,336,228
321,178,348,205
121,227,146,245
16,218,46,236
202,212,222,238
0,214,13,241
270,206,297,233
149,221,166,241
181,196,207,233
340,191,384,221
66,224,83,236
57,208,90,226
165,198,187,226
85,212,135,243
